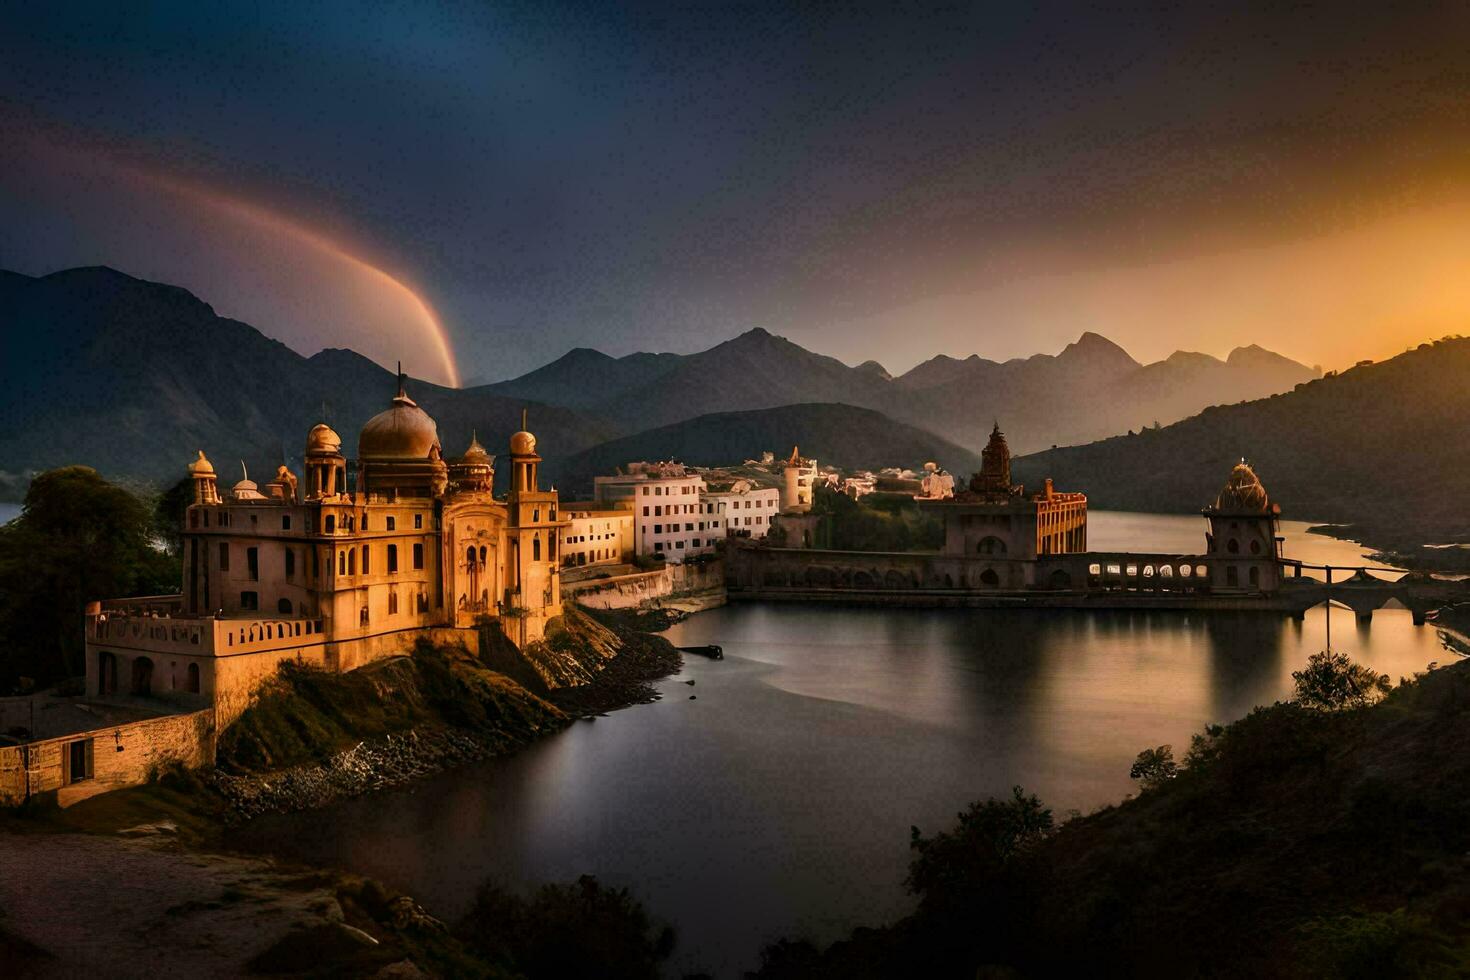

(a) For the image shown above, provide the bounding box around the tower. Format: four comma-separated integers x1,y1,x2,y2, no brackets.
970,422,1014,496
781,446,815,513
1203,460,1282,593
187,451,219,505
509,410,540,492
304,424,347,500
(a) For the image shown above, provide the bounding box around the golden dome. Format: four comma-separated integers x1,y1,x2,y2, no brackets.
1213,460,1270,513
306,423,342,455
187,450,214,476
358,389,441,460
510,429,537,456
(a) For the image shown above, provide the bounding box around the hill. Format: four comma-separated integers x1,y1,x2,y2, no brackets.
541,403,983,498
753,657,1470,978
1012,337,1470,568
0,267,621,498
489,327,1318,455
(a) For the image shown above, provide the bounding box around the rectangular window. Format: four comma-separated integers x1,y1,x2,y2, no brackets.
414,513,423,529
281,515,291,530
240,591,258,610
642,506,649,516
246,547,259,581
388,544,399,572
387,516,396,531
219,543,230,570
413,543,424,570
654,524,663,534
362,545,370,574
285,549,295,578
361,513,368,530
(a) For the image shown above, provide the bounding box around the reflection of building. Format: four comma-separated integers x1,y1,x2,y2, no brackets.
85,377,565,726
781,446,818,512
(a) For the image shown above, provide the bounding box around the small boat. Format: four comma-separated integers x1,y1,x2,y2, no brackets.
677,644,724,660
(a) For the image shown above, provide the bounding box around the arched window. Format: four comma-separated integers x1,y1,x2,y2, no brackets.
278,598,293,614
338,551,346,575
348,549,356,575
479,545,486,566
1249,566,1260,586
1249,539,1261,555
977,536,1007,555
466,545,476,567
1227,538,1240,554
533,535,542,561
187,662,200,694
131,656,154,696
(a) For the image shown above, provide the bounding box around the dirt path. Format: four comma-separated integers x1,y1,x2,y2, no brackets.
0,826,385,978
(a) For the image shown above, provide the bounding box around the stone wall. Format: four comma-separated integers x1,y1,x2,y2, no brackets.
566,559,724,609
0,708,216,808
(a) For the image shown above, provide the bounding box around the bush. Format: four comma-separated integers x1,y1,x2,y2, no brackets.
1128,745,1178,789
456,875,674,980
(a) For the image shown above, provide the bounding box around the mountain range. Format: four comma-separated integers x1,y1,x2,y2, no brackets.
1012,337,1470,566
488,326,1319,454
1,266,1326,515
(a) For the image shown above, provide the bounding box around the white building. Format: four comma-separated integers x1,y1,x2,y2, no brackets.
704,482,781,539
594,462,717,560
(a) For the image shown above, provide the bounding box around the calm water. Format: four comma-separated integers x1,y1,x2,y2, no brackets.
234,513,1456,977
0,502,19,524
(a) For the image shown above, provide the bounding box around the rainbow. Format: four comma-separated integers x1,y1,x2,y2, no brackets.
143,172,463,388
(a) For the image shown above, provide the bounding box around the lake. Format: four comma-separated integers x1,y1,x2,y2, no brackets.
234,512,1458,977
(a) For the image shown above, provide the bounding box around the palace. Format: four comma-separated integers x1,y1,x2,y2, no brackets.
84,377,565,726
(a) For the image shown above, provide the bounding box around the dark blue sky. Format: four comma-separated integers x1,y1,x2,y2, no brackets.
4,2,1469,384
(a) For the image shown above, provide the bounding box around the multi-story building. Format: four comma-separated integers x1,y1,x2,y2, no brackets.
703,482,781,539
85,379,565,725
594,462,713,559
558,503,634,568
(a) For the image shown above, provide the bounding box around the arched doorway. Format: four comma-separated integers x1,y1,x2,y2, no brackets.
130,656,154,696
1048,569,1072,590
980,568,1001,588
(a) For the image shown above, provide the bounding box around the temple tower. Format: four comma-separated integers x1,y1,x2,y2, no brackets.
1203,460,1282,593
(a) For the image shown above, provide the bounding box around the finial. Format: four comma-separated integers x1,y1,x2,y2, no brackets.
396,361,407,398
521,407,528,431
240,459,248,481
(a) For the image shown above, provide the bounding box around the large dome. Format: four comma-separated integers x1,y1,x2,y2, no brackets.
358,390,442,460
1213,461,1270,513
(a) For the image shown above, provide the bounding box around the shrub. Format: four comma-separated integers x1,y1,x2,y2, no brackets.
1293,650,1392,710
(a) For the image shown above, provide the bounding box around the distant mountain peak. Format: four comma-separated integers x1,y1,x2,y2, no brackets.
855,359,893,381
1057,331,1140,371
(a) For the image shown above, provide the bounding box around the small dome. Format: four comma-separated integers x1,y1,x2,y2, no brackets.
510,430,537,456
1213,461,1270,512
187,450,214,476
232,478,266,501
306,423,342,455
358,389,441,460
460,431,494,465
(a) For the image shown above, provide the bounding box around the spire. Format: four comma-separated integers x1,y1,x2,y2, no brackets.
239,459,248,482
396,361,407,399
521,407,528,431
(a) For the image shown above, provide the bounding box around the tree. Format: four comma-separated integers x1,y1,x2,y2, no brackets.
456,875,674,980
1129,745,1179,789
906,786,1054,912
0,467,178,691
1292,650,1392,711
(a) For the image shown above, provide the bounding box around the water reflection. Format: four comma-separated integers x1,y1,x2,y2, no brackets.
232,514,1456,978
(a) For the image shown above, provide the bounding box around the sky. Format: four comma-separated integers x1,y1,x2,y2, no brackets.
4,2,1470,387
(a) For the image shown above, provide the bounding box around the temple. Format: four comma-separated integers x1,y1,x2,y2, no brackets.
85,377,564,725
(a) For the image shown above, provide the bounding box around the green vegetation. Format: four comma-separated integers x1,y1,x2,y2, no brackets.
456,875,676,980
1292,649,1393,711
0,466,178,693
804,485,943,552
752,654,1470,978
217,638,565,773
